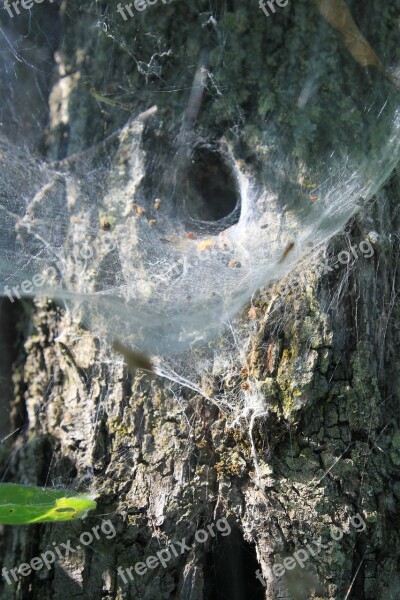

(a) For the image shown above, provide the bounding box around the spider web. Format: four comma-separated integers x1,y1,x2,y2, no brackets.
0,0,399,430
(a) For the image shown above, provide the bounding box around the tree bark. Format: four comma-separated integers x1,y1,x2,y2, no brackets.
1,2,399,600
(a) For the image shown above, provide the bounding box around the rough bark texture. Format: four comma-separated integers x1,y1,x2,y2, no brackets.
1,2,399,600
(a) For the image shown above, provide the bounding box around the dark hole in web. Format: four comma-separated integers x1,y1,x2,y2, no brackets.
184,146,240,225
203,527,265,600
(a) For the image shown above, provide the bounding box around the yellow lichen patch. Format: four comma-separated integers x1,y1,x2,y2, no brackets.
108,416,130,437
215,451,247,479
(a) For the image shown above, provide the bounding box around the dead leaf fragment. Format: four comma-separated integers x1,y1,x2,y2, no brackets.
315,0,382,70
248,307,257,319
197,239,214,251
132,203,147,217
278,242,295,264
228,259,241,268
112,340,153,373
100,219,111,230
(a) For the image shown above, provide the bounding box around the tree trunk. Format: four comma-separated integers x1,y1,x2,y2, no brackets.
1,2,399,599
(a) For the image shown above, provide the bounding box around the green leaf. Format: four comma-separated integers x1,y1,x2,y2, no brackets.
0,483,97,525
